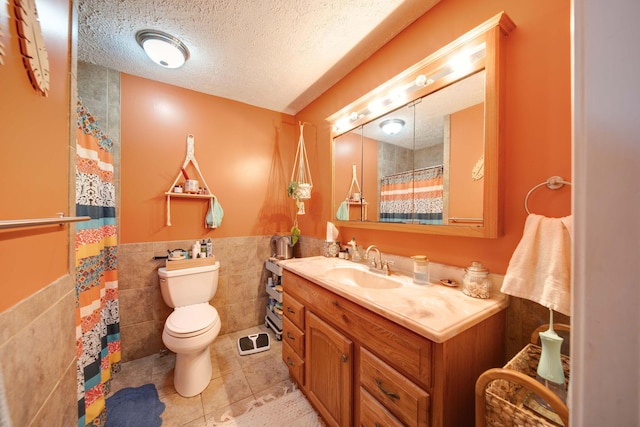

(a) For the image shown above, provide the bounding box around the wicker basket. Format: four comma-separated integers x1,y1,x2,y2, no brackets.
481,344,570,427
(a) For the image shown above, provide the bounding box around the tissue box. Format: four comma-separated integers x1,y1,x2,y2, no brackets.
323,241,340,257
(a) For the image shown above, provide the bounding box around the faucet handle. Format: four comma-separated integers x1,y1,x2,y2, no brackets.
381,260,394,274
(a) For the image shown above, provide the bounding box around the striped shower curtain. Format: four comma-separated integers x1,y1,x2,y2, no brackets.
75,100,121,427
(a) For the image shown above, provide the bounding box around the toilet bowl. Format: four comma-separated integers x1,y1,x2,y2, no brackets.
158,262,221,397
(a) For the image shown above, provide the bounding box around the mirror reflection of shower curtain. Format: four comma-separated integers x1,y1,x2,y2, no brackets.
379,165,444,224
75,100,121,427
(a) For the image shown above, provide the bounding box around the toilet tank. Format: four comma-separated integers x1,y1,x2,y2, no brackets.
158,262,220,308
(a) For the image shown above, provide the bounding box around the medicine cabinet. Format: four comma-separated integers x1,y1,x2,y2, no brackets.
328,12,515,238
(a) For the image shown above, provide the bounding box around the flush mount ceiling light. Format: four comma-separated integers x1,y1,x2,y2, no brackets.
136,29,190,69
380,118,405,135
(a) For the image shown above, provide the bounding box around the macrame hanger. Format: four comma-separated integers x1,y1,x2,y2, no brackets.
344,163,361,200
290,122,313,188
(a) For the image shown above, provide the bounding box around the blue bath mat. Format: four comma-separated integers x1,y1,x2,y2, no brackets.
106,384,165,427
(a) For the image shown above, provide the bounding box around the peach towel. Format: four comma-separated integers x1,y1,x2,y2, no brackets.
501,214,572,316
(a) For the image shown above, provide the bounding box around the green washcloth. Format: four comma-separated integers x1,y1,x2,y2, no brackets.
336,200,348,220
205,197,224,228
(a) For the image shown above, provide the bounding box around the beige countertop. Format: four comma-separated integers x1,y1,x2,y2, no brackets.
279,256,509,343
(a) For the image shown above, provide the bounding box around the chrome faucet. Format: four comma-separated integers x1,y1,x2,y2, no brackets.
364,245,392,275
365,245,381,268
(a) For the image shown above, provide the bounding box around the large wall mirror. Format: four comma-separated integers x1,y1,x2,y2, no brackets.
329,12,514,238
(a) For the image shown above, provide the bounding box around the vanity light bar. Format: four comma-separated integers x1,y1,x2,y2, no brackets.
332,42,486,135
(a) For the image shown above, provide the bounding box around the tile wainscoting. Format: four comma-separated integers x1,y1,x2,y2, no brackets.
118,234,568,363
0,275,77,426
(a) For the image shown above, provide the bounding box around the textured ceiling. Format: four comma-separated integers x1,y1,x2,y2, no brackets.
78,0,439,115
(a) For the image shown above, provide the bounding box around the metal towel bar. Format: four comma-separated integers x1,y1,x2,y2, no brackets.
524,175,572,214
0,214,91,230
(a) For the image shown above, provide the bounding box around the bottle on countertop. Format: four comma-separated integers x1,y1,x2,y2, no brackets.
348,237,362,262
200,239,207,257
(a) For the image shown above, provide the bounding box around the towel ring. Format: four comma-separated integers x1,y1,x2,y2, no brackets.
524,176,572,214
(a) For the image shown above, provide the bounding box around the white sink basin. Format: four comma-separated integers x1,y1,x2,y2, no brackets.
324,265,403,289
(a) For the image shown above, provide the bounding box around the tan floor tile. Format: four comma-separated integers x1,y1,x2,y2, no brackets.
252,378,298,402
157,386,204,426
202,395,258,425
151,352,176,389
200,370,253,415
243,355,290,395
109,354,154,394
210,337,243,378
181,416,207,427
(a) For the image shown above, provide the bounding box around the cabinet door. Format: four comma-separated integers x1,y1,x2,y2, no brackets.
306,312,353,427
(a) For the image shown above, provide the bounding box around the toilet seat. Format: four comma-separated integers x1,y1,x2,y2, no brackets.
165,303,219,338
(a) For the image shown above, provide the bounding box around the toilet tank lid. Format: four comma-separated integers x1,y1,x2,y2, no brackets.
158,262,220,277
166,303,219,334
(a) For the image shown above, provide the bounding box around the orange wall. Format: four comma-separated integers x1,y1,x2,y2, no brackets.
295,0,571,273
0,0,72,312
120,75,297,243
449,103,484,220
333,133,378,221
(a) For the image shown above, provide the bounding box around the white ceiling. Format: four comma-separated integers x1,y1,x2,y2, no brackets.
77,0,439,115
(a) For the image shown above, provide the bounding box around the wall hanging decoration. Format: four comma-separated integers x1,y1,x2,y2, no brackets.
14,0,50,95
288,122,313,215
0,24,5,65
165,134,223,228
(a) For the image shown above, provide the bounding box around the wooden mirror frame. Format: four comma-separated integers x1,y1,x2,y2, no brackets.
327,12,515,238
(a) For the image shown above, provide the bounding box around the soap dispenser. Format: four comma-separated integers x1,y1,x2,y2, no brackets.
348,238,362,262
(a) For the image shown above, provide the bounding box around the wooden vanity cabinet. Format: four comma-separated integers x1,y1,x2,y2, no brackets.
282,270,505,427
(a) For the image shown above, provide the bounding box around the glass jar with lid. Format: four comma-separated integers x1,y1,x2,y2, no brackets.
462,261,491,298
410,255,430,285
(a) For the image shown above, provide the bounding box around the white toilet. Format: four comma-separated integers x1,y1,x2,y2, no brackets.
158,262,221,397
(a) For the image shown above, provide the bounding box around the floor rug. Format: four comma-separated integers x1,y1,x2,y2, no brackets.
210,389,322,427
105,384,165,427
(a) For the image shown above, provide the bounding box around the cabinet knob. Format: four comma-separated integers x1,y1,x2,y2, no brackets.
286,332,295,340
286,357,296,367
375,378,400,401
341,354,348,363
286,307,295,314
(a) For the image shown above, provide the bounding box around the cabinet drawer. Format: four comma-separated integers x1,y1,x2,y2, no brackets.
282,342,304,386
283,316,305,357
282,293,305,330
360,387,404,427
360,348,429,427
